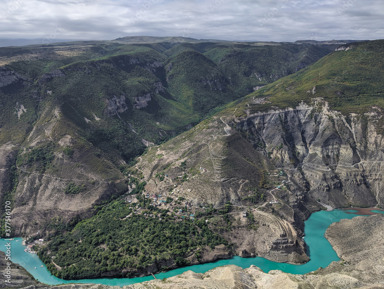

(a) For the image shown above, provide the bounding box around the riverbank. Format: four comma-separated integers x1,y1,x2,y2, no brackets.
2,209,380,288
0,250,44,288
88,212,384,289
4,210,384,289
344,207,382,215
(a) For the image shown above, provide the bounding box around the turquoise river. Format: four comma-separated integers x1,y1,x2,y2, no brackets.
1,209,384,287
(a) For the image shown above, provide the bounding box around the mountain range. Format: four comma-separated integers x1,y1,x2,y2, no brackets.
0,37,383,282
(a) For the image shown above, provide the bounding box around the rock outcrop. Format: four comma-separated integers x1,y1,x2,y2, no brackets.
0,106,125,236
325,214,384,286
0,68,26,88
237,100,384,208
105,95,129,116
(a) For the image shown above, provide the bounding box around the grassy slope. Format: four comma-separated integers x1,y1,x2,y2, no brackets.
206,43,330,97
235,40,384,115
0,40,331,164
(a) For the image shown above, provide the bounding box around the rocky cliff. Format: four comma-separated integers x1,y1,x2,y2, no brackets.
134,98,384,263
134,40,384,264
236,100,384,208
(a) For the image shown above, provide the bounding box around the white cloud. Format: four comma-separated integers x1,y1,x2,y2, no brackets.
0,0,383,41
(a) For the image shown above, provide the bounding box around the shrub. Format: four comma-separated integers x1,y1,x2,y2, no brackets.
64,183,85,195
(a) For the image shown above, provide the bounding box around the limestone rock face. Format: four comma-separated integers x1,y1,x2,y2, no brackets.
325,214,384,285
236,101,384,208
0,67,26,88
0,106,125,236
134,93,152,109
138,100,384,212
106,95,129,116
123,265,300,289
38,69,65,83
135,100,384,267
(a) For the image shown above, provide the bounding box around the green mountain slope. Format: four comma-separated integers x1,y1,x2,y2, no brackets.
239,40,384,115
0,38,338,279
46,39,384,279
0,40,332,163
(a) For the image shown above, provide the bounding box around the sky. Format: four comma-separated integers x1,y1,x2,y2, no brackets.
0,0,383,42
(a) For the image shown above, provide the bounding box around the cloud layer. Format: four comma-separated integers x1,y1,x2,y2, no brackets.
0,0,383,41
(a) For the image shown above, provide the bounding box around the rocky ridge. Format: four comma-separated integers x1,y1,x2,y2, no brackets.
236,99,384,208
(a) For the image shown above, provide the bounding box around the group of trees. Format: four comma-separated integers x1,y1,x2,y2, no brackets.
17,144,54,173
40,200,228,280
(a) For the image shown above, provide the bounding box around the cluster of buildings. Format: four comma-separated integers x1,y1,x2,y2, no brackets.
24,238,44,254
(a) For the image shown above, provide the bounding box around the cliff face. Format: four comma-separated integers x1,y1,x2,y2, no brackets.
135,99,384,263
236,100,384,208
138,96,384,211
0,134,124,237
137,100,384,209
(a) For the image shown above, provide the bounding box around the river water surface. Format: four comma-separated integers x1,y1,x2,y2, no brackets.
1,209,383,287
